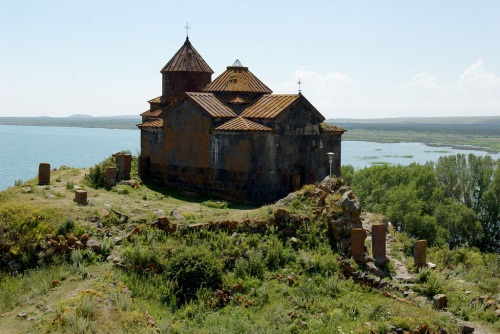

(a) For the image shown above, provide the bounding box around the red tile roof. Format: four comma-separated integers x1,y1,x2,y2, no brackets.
140,109,163,117
186,92,237,118
240,94,299,118
137,119,163,128
203,65,272,94
161,37,213,73
215,117,272,131
148,96,161,103
322,124,346,133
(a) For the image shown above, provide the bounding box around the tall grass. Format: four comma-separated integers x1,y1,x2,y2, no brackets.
0,264,72,313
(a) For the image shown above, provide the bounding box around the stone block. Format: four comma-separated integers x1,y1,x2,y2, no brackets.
433,293,447,310
116,153,132,181
38,163,51,185
414,239,427,268
158,216,170,227
106,167,117,187
351,228,367,262
74,190,88,205
372,224,387,265
459,325,474,333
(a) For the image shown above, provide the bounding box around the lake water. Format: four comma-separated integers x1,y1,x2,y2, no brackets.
0,125,140,191
1,125,499,191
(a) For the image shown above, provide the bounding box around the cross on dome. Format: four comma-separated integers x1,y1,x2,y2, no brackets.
184,22,191,37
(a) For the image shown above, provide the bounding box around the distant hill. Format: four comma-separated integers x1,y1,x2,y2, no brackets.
67,114,95,118
328,116,500,126
0,116,141,130
67,114,140,119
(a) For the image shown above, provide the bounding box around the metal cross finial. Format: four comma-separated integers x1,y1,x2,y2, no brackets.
298,78,302,94
184,22,191,37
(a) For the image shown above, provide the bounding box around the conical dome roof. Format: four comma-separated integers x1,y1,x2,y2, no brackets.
203,60,272,94
161,37,214,73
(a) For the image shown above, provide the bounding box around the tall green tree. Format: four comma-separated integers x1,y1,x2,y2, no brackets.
433,202,483,249
480,167,500,252
435,154,499,251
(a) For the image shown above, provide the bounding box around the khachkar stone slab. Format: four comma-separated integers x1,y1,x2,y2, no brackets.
372,224,387,265
414,239,427,268
351,228,367,262
116,153,132,181
106,167,117,187
74,190,88,205
38,163,50,185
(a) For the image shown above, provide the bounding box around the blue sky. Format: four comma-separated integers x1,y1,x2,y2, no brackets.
1,0,499,119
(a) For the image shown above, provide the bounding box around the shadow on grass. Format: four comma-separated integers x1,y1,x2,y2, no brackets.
141,179,257,211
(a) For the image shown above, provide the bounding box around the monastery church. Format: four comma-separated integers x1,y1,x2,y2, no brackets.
138,36,344,203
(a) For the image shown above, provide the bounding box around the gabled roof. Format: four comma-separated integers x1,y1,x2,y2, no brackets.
215,117,272,131
186,92,237,118
161,37,214,73
203,63,272,94
240,94,299,118
137,119,163,128
240,94,325,121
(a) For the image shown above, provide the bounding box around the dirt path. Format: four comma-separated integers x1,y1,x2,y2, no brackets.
360,212,495,334
361,212,413,281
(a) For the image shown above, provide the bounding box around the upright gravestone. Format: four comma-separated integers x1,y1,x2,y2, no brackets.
414,239,427,268
106,167,117,187
372,224,387,265
351,228,367,262
116,153,132,181
38,163,51,185
74,190,88,205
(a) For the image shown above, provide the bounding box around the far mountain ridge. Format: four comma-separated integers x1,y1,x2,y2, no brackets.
67,114,140,119
329,116,500,125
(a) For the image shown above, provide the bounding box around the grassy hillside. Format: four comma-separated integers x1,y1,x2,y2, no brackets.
0,164,499,333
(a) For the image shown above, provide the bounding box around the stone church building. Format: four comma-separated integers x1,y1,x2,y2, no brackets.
138,37,344,203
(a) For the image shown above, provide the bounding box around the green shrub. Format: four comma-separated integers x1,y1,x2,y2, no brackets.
202,200,228,209
166,247,223,303
416,268,444,297
116,187,130,195
122,242,161,269
247,250,264,279
291,198,302,209
85,154,116,189
265,237,284,270
56,216,75,236
234,257,250,279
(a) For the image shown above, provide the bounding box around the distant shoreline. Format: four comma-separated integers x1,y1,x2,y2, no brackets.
0,117,140,130
2,116,499,153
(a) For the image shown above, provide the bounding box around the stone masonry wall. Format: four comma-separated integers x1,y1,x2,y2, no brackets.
140,97,343,204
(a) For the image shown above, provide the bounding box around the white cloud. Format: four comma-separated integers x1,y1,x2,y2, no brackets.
272,68,358,113
404,59,500,115
273,60,500,119
453,59,500,106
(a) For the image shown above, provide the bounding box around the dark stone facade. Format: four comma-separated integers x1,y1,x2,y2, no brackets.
138,38,344,204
